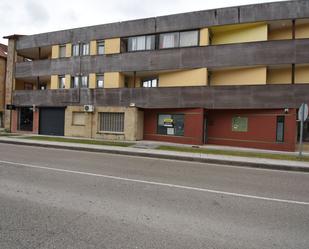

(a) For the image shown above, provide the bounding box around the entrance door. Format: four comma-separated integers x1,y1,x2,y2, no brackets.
39,108,65,136
203,116,208,144
19,107,33,131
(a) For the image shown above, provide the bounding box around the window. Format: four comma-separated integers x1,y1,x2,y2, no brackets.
72,44,80,56
72,76,79,88
82,43,89,55
303,118,309,142
142,78,158,88
157,114,184,136
58,75,66,89
232,117,248,132
97,40,105,55
96,74,104,88
159,30,199,49
100,113,125,133
72,112,86,126
39,84,47,90
71,76,88,88
160,32,179,49
276,116,285,142
128,35,155,52
81,76,88,88
180,30,199,47
24,83,33,90
72,43,89,56
59,45,66,58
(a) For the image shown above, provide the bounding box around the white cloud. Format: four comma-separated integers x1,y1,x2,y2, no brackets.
0,0,284,44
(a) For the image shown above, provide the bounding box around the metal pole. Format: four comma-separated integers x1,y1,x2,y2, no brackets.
299,104,304,157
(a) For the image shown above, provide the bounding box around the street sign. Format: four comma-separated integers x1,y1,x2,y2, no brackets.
298,103,308,157
298,103,308,122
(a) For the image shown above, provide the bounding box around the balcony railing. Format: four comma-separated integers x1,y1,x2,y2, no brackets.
12,84,309,109
14,39,309,79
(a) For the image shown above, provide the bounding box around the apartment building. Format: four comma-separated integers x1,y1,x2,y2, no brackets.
4,0,309,151
0,44,7,127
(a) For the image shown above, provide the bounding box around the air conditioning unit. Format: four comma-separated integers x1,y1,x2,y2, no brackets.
84,105,94,112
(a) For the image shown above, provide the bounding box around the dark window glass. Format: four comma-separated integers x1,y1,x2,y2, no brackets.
97,41,105,55
72,76,79,88
71,76,88,88
59,45,66,58
18,107,33,131
96,74,104,88
304,119,309,142
0,112,3,128
81,76,88,88
157,114,184,136
24,83,33,90
82,43,89,55
72,44,80,56
276,116,285,142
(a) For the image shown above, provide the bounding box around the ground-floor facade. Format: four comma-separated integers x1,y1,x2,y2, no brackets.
9,105,309,152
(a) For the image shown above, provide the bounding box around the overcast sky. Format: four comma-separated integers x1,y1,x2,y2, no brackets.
0,0,285,44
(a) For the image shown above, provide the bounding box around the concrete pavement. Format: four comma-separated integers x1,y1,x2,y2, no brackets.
0,143,309,248
0,136,308,172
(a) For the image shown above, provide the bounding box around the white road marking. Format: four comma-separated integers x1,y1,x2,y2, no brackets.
0,159,309,206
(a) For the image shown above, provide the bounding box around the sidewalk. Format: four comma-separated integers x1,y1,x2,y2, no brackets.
0,135,308,172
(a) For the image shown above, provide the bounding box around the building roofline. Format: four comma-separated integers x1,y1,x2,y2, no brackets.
13,0,309,51
8,0,291,39
3,34,25,40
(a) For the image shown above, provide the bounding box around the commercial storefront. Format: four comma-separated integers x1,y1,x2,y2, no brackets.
143,108,298,151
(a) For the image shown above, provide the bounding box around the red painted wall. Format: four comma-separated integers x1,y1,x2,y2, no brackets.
144,108,297,151
11,108,39,134
144,108,204,145
206,109,297,151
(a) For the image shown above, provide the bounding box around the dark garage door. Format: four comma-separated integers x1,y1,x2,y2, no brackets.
39,108,65,136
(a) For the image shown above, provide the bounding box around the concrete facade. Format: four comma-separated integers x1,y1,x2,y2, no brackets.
0,44,7,127
4,39,16,130
65,106,143,141
4,0,309,151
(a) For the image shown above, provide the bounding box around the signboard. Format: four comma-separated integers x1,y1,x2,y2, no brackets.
298,103,308,122
232,117,248,132
6,104,16,110
163,118,174,127
167,128,175,135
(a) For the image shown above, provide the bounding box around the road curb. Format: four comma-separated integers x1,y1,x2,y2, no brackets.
0,139,308,173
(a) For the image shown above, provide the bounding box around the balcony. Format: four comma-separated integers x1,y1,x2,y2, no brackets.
14,39,309,79
12,84,309,109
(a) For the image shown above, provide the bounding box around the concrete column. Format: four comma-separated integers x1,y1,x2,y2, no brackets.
4,38,17,131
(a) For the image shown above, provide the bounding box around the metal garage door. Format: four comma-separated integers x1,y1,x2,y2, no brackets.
39,108,65,136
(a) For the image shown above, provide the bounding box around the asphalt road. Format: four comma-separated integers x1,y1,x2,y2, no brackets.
0,143,308,249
